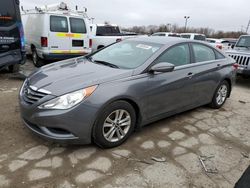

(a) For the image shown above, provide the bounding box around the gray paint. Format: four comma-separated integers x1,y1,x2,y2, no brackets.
19,37,236,144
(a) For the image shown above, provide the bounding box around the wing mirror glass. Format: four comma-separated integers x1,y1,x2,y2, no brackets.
149,62,175,73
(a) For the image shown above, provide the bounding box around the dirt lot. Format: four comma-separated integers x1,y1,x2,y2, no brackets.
0,60,250,188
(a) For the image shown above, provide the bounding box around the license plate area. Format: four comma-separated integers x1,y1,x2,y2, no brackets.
72,40,84,47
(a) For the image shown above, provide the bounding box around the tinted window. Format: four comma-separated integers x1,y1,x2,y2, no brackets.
214,50,225,59
181,35,191,39
152,33,166,36
194,35,206,41
155,44,190,66
70,18,86,33
91,41,162,69
0,0,17,26
193,44,215,62
50,16,68,32
96,26,120,36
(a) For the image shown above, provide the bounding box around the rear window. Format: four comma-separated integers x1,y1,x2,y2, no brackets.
96,26,120,36
181,35,191,39
152,33,166,36
194,35,206,41
192,43,216,62
0,0,17,26
50,16,68,32
70,18,86,33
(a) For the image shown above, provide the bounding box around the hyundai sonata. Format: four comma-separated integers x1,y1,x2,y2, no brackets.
19,37,237,148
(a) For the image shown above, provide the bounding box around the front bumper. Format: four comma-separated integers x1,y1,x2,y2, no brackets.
237,67,250,76
19,94,99,145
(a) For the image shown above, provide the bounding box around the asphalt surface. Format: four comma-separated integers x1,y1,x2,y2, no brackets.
0,60,250,188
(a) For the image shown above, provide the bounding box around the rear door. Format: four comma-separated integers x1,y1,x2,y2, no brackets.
49,15,70,54
69,17,88,54
190,43,225,105
0,0,23,65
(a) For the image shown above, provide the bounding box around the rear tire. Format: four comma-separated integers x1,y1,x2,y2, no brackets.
93,101,136,148
32,48,44,67
8,64,20,73
210,80,230,109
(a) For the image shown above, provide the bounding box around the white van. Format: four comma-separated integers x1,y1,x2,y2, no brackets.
180,33,206,41
22,3,92,67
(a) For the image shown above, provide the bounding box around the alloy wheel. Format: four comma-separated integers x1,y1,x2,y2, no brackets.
102,109,131,143
216,84,228,105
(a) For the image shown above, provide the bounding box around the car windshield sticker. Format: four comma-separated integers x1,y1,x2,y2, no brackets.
136,44,152,50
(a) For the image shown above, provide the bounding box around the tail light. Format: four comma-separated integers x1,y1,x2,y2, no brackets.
116,38,122,42
41,37,48,47
18,23,25,50
216,44,222,50
89,39,92,48
232,63,239,70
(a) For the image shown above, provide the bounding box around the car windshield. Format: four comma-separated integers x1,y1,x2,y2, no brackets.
0,0,16,27
90,41,162,69
236,36,250,47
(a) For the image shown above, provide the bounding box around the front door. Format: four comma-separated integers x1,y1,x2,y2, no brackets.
144,43,196,119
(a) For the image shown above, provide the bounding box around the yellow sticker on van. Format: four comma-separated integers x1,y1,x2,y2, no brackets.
56,33,84,38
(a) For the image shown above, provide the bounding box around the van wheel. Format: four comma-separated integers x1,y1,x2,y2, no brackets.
32,48,44,67
93,101,136,148
8,64,20,73
210,81,230,109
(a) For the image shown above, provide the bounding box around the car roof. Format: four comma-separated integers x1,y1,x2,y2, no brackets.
127,36,192,45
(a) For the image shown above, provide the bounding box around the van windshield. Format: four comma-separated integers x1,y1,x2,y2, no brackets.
0,0,16,27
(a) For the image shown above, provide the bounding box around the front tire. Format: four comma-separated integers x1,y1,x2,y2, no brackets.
93,101,136,148
210,80,230,109
32,48,44,67
8,64,20,73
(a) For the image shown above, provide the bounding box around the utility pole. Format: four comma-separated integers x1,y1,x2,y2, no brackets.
184,16,190,32
246,19,250,33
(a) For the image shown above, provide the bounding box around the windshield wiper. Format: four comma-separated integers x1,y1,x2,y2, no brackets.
93,60,120,69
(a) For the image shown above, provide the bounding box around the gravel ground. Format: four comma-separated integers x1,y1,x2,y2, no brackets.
0,60,250,188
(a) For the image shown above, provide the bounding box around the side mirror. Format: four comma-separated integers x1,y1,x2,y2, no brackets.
231,44,235,49
149,62,175,73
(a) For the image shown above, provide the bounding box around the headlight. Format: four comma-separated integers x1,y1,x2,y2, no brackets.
38,85,97,110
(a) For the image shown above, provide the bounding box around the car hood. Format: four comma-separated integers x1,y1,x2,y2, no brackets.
226,48,250,56
28,58,133,96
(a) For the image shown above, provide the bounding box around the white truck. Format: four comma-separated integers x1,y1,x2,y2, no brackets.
90,24,139,51
22,2,92,67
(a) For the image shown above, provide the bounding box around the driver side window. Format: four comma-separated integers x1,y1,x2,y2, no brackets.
154,44,190,66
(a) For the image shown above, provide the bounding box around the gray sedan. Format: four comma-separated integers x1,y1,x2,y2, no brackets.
19,37,237,148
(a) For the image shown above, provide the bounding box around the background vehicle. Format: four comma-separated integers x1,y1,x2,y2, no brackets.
180,33,206,41
151,32,180,37
19,37,236,148
207,38,237,50
226,35,250,77
0,0,26,73
22,2,92,67
90,24,139,51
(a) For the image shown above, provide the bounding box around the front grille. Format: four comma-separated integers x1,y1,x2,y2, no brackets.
228,54,250,66
23,83,48,105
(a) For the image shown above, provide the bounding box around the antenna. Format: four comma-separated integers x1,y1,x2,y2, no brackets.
246,18,250,34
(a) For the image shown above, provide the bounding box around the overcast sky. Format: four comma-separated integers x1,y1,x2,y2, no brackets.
20,0,250,32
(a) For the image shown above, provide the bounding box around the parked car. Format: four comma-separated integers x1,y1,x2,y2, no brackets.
22,2,92,67
180,33,206,41
226,35,250,77
0,0,26,72
207,38,237,51
19,37,237,148
151,32,180,37
90,24,139,51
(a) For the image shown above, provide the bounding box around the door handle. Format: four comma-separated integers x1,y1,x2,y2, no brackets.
186,72,194,78
217,64,221,67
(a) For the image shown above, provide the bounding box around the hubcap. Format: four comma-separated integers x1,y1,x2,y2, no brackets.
32,51,37,65
103,109,131,143
216,85,228,105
